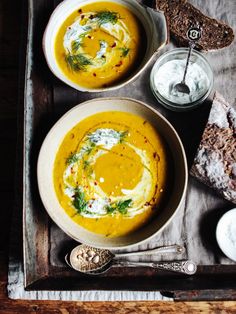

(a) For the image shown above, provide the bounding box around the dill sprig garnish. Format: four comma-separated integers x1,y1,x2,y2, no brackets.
66,153,80,165
72,189,88,213
119,130,129,143
65,53,93,72
85,142,96,155
66,142,95,165
83,160,90,170
95,11,119,26
106,205,116,214
119,47,130,57
71,40,83,53
116,199,132,214
106,199,132,215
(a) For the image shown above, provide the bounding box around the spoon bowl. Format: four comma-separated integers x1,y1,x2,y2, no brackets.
174,82,191,94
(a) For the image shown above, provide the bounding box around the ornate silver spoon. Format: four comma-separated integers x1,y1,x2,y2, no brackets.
65,244,187,274
83,260,197,275
174,26,202,94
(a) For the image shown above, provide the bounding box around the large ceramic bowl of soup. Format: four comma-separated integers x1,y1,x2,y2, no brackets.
37,98,188,249
43,0,168,92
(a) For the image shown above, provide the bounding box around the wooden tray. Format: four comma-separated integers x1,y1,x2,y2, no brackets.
22,0,236,300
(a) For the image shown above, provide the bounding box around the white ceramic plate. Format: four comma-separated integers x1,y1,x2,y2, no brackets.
216,208,236,262
37,97,188,249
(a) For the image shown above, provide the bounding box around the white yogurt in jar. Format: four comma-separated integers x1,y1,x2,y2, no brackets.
153,59,210,105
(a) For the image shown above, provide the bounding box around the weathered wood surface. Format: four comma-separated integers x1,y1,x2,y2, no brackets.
2,256,236,312
21,0,236,295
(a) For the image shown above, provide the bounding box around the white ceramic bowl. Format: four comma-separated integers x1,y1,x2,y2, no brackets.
216,208,236,262
43,0,168,92
37,98,188,249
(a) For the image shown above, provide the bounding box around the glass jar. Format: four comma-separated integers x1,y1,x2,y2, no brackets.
150,48,214,111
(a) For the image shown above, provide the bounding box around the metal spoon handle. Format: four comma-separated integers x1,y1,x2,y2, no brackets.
182,25,202,84
114,260,197,275
114,245,185,258
181,42,194,84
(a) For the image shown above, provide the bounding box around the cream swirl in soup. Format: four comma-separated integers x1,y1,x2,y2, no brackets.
53,111,169,237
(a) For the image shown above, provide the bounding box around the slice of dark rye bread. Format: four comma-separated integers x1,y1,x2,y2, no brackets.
190,92,236,204
155,0,234,51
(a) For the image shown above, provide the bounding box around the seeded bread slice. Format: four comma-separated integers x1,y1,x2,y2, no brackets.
155,0,234,51
190,92,236,204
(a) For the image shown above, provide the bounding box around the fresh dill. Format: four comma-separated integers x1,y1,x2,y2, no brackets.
106,199,132,215
66,142,95,165
83,160,90,170
83,157,93,176
66,153,80,165
106,204,116,214
65,53,92,72
71,29,91,53
72,189,88,213
71,40,82,53
85,142,96,155
119,130,129,143
116,199,132,214
120,47,130,57
95,11,119,26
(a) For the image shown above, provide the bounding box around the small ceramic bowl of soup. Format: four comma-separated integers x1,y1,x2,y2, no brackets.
43,0,168,92
37,98,188,249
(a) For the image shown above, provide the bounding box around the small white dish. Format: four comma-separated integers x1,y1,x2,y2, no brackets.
216,208,236,262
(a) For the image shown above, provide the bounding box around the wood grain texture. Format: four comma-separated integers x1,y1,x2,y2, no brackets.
20,0,236,296
0,0,19,252
1,251,236,313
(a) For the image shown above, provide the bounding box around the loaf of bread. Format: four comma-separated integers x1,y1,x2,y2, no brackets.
155,0,234,51
190,92,236,204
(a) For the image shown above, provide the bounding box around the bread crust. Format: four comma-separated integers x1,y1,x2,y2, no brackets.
190,92,236,204
155,0,234,51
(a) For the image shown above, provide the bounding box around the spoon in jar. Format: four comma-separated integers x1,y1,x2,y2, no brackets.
65,244,185,274
174,26,202,94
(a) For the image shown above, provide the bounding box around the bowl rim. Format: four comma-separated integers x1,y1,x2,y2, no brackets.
42,0,167,93
37,97,188,249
